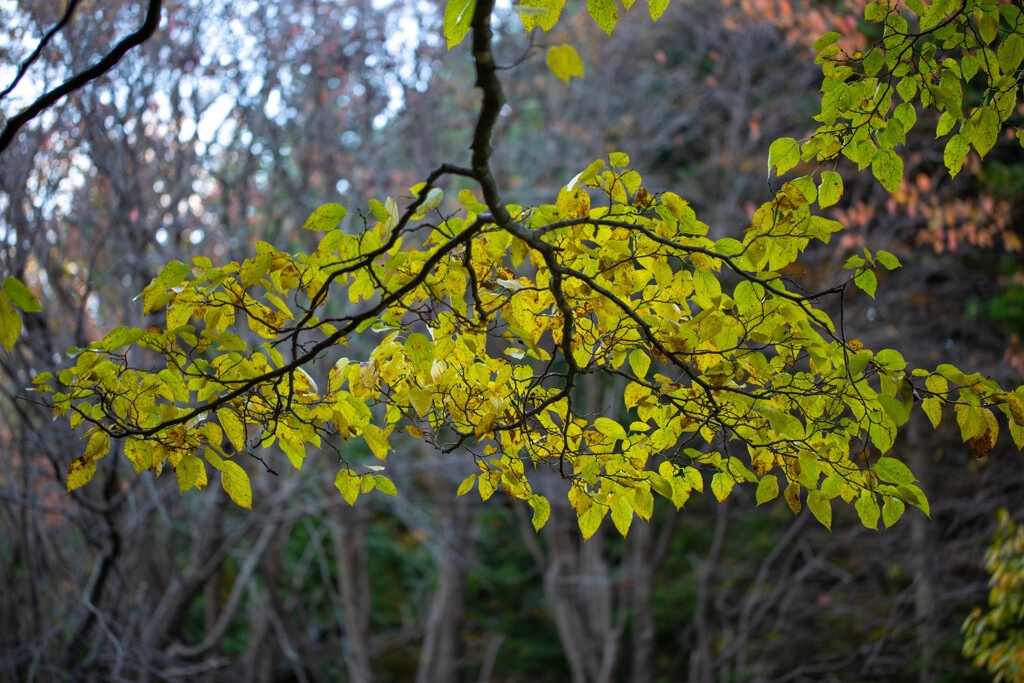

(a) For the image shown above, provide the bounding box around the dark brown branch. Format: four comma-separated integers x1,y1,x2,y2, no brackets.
0,0,83,101
0,0,162,155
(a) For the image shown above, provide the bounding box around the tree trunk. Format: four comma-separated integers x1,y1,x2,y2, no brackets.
329,500,374,683
909,415,936,683
416,494,471,683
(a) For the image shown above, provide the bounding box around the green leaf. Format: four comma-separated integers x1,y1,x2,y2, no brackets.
545,45,584,83
874,348,906,370
943,133,969,177
755,474,779,505
412,188,444,218
2,277,41,312
586,0,617,34
874,250,901,270
176,454,207,494
303,203,346,231
807,490,832,530
879,393,909,426
405,332,434,372
711,471,735,502
972,107,999,160
155,260,190,289
855,269,878,298
812,31,842,51
897,484,930,516
818,171,843,208
856,491,880,530
83,431,111,461
869,419,896,453
1000,33,1024,76
922,396,943,428
217,408,247,453
443,0,475,49
882,496,905,528
768,137,801,175
871,149,903,193
647,473,672,499
874,456,915,485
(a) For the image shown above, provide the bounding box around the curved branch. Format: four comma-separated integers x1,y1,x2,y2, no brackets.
0,0,83,101
0,0,162,155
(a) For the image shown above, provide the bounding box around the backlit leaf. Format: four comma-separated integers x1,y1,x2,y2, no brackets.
0,293,22,351
586,0,617,35
2,276,41,312
529,494,551,531
874,456,915,485
855,491,880,530
303,203,346,231
443,0,475,49
817,171,843,208
755,474,779,505
594,416,627,442
807,490,832,530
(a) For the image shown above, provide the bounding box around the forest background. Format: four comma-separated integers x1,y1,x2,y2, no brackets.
2,0,1024,681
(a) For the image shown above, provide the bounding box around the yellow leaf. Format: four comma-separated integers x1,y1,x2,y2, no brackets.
219,458,252,509
335,469,360,505
578,500,607,540
176,454,207,494
545,44,585,84
632,486,654,521
373,475,398,496
784,482,802,515
594,416,627,442
556,183,591,218
611,494,633,537
711,471,735,502
218,407,246,453
66,455,97,493
456,474,477,497
83,431,111,462
362,424,391,459
628,349,651,379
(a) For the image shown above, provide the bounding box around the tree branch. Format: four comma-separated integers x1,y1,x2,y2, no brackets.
0,0,162,155
0,0,83,101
